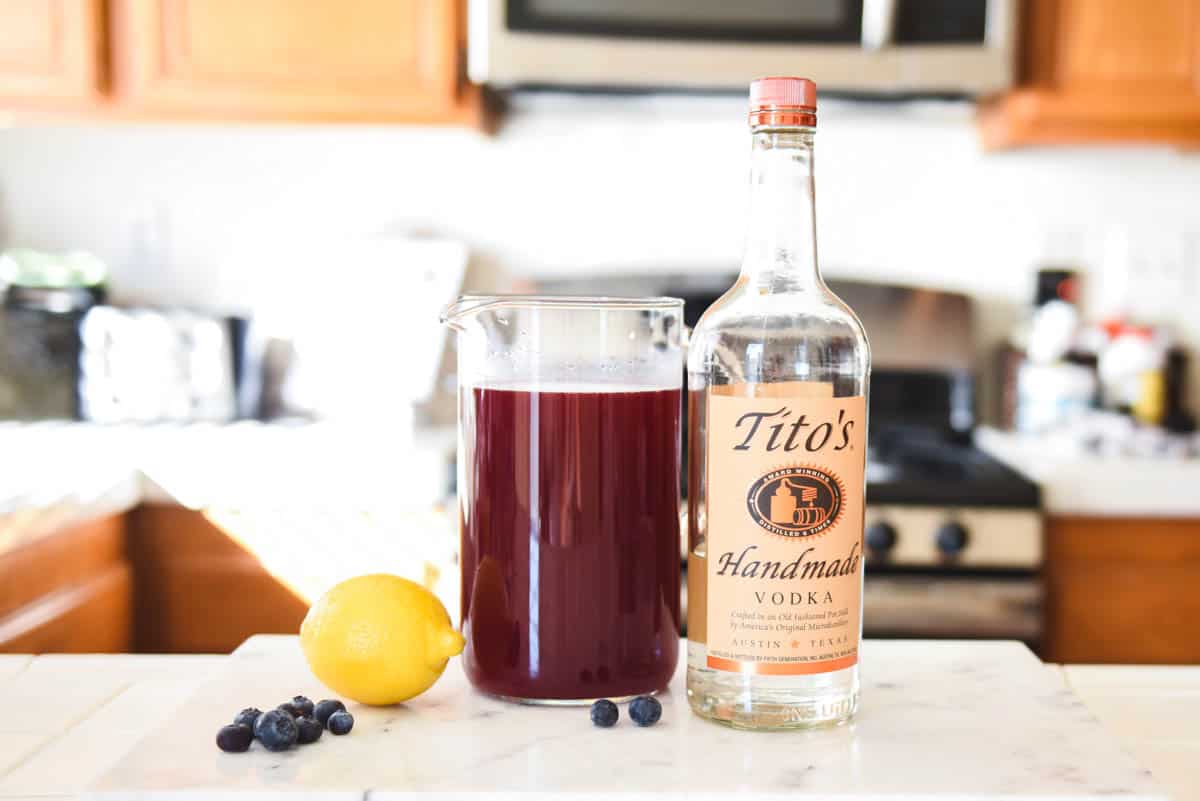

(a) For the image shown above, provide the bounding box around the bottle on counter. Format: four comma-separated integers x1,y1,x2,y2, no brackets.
1005,268,1101,434
1163,348,1197,436
1097,322,1167,419
685,77,870,730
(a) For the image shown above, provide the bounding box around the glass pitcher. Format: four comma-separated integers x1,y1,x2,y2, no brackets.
441,295,684,703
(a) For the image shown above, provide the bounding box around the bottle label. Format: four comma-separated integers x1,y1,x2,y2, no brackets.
705,383,865,675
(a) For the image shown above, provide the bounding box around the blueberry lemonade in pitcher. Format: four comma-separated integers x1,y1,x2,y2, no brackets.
443,296,684,704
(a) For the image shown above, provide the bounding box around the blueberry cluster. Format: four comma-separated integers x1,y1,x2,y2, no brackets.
216,695,354,753
589,695,662,728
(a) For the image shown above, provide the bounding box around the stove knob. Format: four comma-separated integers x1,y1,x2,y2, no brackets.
865,522,898,553
935,522,969,556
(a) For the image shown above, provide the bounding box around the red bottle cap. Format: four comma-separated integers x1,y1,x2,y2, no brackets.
749,76,817,128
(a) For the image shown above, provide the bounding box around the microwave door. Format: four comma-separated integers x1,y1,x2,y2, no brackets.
470,0,1014,94
500,0,865,43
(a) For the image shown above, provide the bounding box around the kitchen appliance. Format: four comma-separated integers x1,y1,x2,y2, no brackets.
0,284,103,420
540,273,1044,649
470,0,1016,94
77,307,244,424
0,249,108,421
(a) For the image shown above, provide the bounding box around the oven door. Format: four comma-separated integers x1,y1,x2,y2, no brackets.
470,0,1016,93
864,572,1043,647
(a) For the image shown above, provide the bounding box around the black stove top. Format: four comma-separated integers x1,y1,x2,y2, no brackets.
866,429,1040,508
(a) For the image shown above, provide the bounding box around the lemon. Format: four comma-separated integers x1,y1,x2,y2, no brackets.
300,573,465,706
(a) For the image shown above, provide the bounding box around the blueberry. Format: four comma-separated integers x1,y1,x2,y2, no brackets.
290,695,315,717
256,709,299,751
628,695,662,727
277,701,304,719
216,723,253,753
327,710,354,735
590,699,619,728
233,707,262,729
314,699,346,727
295,716,323,744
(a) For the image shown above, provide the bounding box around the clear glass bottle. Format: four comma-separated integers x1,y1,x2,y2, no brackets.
686,77,870,730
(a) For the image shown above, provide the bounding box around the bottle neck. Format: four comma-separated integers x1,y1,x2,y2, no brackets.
739,128,821,291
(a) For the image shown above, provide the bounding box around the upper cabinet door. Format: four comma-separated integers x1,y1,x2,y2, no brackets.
1052,0,1197,94
981,0,1200,147
0,0,105,106
109,0,480,123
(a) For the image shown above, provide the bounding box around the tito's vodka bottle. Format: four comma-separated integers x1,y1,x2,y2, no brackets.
686,77,870,729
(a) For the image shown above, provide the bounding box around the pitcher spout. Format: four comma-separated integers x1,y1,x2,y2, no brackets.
440,295,500,332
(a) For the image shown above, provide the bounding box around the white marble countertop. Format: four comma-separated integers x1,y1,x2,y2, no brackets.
5,637,1197,800
976,427,1200,517
0,421,455,515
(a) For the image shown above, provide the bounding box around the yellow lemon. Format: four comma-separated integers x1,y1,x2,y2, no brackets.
300,573,465,706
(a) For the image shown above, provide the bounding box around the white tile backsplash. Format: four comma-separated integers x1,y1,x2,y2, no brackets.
0,93,1197,402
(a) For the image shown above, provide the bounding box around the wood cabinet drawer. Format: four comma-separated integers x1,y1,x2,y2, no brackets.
0,514,132,654
0,562,132,653
0,515,126,619
1044,516,1200,663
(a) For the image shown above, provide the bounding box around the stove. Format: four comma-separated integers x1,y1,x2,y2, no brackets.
831,282,1043,647
865,429,1041,570
862,429,1043,645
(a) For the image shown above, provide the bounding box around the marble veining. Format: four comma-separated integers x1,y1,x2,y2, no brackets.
84,636,1166,800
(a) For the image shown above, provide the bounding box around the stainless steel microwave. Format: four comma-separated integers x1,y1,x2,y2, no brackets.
469,0,1017,94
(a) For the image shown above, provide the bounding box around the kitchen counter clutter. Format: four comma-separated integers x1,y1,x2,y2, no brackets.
3,636,1197,799
976,426,1200,518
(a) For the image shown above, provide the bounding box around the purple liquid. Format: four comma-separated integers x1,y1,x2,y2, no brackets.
461,386,681,700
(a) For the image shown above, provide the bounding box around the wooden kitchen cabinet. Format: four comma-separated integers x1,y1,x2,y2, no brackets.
127,505,309,653
0,0,106,107
1043,516,1200,664
980,0,1200,147
0,0,481,124
107,0,481,123
0,505,309,654
0,514,132,653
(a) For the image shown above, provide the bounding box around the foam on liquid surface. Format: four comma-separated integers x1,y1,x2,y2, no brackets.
468,380,680,394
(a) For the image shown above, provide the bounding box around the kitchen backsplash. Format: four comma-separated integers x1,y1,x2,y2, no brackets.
0,93,1197,401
